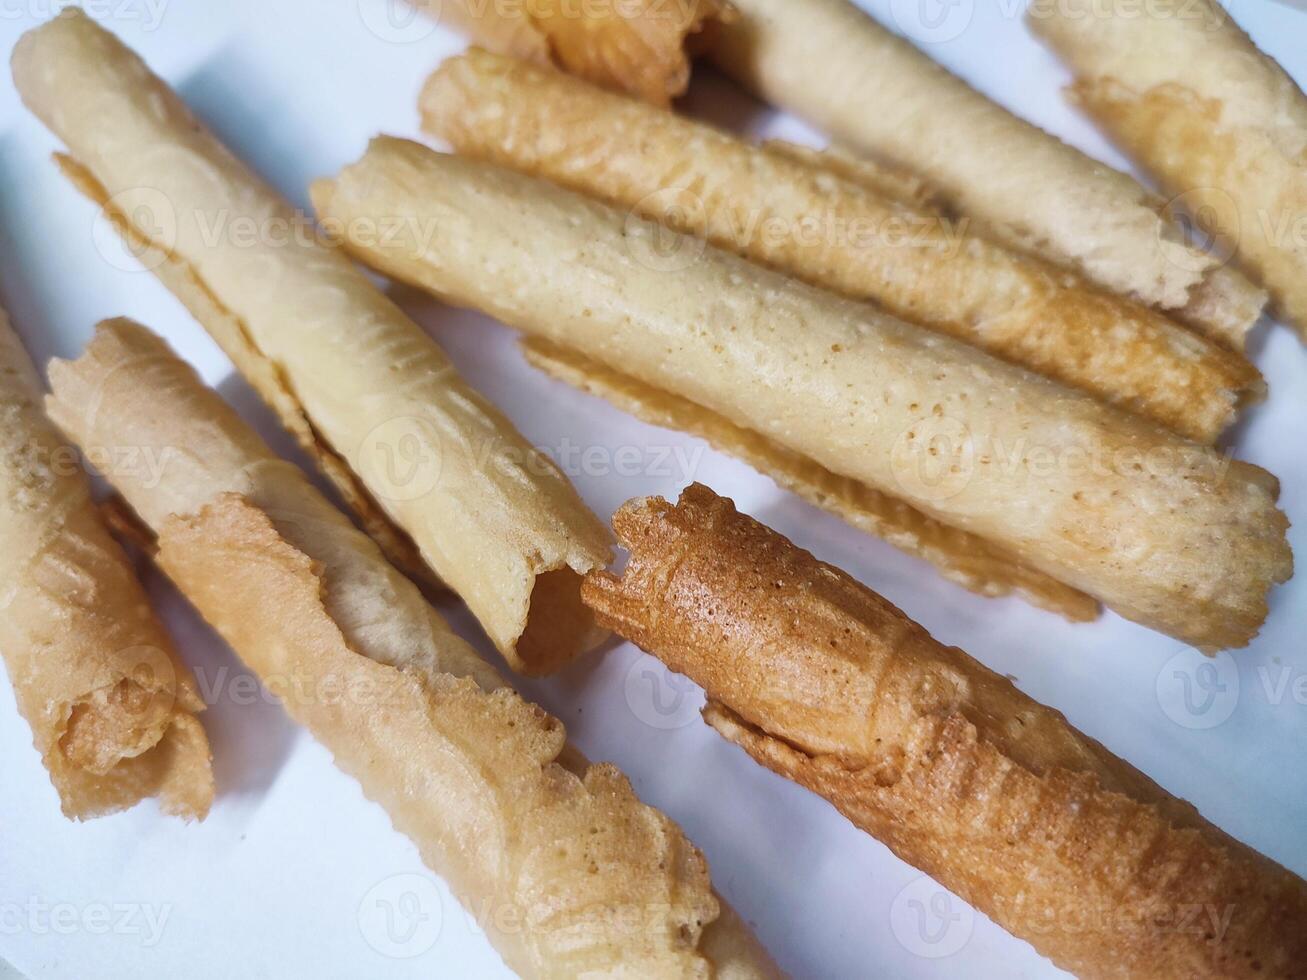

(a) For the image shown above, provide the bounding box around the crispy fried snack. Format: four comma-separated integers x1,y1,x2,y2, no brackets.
45,318,781,979
1028,0,1307,341
520,338,1098,622
0,308,210,820
410,0,733,104
312,138,1293,649
706,0,1267,350
422,49,1263,443
12,10,612,676
585,484,1307,980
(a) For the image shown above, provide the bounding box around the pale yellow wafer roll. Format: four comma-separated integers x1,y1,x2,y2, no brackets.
410,0,733,105
421,49,1263,443
313,138,1292,650
46,318,782,980
1028,0,1307,341
520,337,1100,622
707,0,1267,350
0,307,211,820
12,10,613,675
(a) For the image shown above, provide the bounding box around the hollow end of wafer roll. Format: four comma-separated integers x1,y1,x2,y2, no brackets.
0,306,212,822
45,680,212,822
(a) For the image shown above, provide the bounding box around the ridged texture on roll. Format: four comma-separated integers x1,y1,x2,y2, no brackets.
46,318,782,980
584,485,1307,980
1028,0,1307,340
312,137,1292,650
411,0,733,104
422,48,1263,443
708,0,1267,349
12,10,613,675
0,309,210,820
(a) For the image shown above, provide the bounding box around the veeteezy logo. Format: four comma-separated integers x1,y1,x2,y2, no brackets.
1,0,169,31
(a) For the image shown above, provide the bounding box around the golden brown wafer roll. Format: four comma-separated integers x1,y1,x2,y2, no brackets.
584,484,1307,980
0,308,211,820
410,0,733,104
1028,0,1307,341
312,137,1292,650
706,0,1268,350
46,318,781,979
12,10,613,676
422,49,1263,443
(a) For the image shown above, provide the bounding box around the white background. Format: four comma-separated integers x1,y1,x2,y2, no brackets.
1,1,1304,977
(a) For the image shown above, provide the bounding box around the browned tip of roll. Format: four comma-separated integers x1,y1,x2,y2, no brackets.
423,0,734,105
582,487,703,635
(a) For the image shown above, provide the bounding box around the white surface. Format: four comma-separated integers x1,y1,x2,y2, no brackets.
0,1,1304,978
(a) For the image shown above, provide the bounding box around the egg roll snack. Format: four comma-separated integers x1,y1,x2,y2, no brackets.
45,318,781,980
12,10,612,677
313,138,1292,650
585,484,1307,980
705,0,1267,350
1028,0,1307,341
0,308,211,820
409,0,733,105
422,49,1263,443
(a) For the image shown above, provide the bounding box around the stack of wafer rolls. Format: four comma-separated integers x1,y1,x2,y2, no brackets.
705,0,1267,351
0,306,211,820
45,317,781,980
11,10,613,676
409,0,733,105
1028,0,1307,341
312,137,1292,650
584,484,1307,980
421,49,1264,444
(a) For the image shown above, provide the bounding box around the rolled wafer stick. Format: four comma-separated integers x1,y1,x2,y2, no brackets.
0,307,211,820
45,318,782,980
12,10,613,676
706,0,1267,350
583,484,1307,980
422,49,1263,443
520,337,1099,621
312,137,1292,650
1028,0,1307,341
408,0,733,105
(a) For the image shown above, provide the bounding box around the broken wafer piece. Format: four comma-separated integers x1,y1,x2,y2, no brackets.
707,0,1267,350
46,318,782,979
0,306,211,821
1028,0,1307,341
584,484,1307,980
313,137,1292,650
410,0,733,104
12,10,613,676
422,49,1263,443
